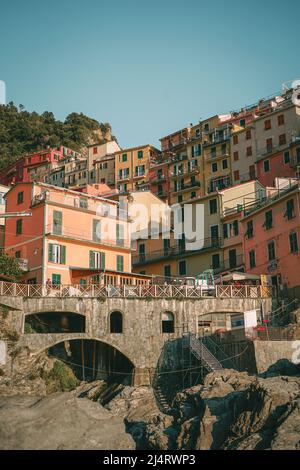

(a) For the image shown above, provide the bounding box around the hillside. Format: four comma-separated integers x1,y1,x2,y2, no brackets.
0,103,115,170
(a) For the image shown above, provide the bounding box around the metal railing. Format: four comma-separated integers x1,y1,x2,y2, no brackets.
0,281,274,299
243,181,299,216
132,237,223,265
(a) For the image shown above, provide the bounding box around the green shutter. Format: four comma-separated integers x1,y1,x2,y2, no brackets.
53,211,62,235
48,243,54,262
93,219,100,241
89,251,95,268
60,245,66,264
101,252,106,269
117,255,124,272
52,274,61,285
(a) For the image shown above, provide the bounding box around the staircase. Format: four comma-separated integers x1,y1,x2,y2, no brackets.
153,384,173,415
183,333,223,373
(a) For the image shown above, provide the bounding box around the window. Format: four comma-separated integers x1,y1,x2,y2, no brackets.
79,197,88,209
264,119,271,130
249,250,256,269
211,253,220,270
211,162,218,173
240,119,246,127
178,260,186,276
249,165,256,179
263,160,270,173
178,195,183,203
233,151,239,161
116,224,124,247
279,134,286,146
265,210,273,230
234,170,240,181
117,255,124,272
164,265,171,279
191,191,197,199
135,165,145,176
229,249,237,268
278,114,284,126
246,220,254,238
137,150,143,159
0,192,4,205
53,210,62,235
192,144,201,157
221,144,227,156
92,219,101,241
210,225,219,245
16,219,22,235
139,243,145,262
290,232,298,253
48,244,66,264
266,138,273,152
233,135,238,145
110,311,123,333
52,274,61,285
204,123,209,132
162,312,174,333
246,146,252,156
233,220,239,236
15,250,21,258
89,250,105,269
268,241,276,261
246,130,252,140
209,199,218,214
211,147,217,158
93,147,97,155
222,159,228,169
284,151,290,164
297,148,300,164
285,199,295,220
17,191,24,204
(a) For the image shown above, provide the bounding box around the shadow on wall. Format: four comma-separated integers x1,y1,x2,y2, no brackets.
260,358,300,378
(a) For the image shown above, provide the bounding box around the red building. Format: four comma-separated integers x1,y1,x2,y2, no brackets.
241,178,300,297
256,144,298,187
0,146,81,186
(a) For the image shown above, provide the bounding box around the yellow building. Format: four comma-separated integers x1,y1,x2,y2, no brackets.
114,145,160,194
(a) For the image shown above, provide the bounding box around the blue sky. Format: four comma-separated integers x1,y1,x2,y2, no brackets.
1,0,299,149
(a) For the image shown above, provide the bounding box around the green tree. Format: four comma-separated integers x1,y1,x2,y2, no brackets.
0,250,22,280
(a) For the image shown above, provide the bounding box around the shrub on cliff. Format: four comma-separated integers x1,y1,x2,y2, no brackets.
45,360,79,393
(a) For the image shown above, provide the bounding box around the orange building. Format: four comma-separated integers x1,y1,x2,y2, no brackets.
4,182,132,285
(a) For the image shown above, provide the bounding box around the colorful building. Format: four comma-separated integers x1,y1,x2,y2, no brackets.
241,178,300,297
0,184,9,247
114,145,160,194
4,182,132,285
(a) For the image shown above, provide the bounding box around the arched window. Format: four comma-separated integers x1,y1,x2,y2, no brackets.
110,311,123,333
162,311,174,333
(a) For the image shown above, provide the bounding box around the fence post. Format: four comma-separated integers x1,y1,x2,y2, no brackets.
0,281,3,296
230,285,233,298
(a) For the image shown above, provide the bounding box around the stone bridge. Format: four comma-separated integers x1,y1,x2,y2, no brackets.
0,294,272,385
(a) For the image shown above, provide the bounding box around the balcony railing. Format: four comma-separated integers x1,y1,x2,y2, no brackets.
45,224,131,249
208,176,231,193
132,237,223,265
243,181,299,216
0,280,274,299
211,254,244,274
205,150,230,161
173,181,201,192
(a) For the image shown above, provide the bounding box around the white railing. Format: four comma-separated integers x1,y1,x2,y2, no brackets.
0,281,274,299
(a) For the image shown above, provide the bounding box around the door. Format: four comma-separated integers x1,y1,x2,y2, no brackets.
229,249,237,269
210,225,219,247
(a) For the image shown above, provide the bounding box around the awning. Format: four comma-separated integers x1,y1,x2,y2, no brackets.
215,272,260,283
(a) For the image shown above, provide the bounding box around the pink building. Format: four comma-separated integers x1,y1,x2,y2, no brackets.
241,179,300,297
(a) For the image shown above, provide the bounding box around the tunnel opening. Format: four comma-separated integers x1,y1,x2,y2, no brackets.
24,312,85,334
48,339,134,386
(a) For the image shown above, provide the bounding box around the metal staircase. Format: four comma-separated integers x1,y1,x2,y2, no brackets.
183,333,223,373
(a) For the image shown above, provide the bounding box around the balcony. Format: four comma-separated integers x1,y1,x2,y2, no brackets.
243,181,299,216
45,224,131,250
132,237,223,265
173,181,200,193
208,176,231,193
211,254,244,274
149,174,167,184
205,150,230,161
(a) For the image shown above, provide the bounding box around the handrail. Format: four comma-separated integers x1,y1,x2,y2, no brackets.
0,281,274,299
